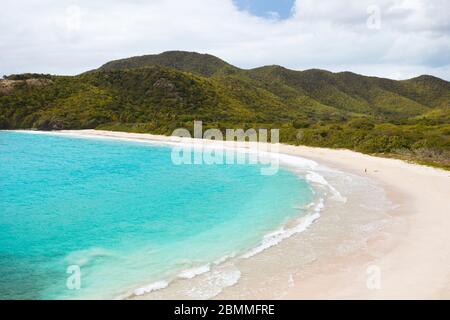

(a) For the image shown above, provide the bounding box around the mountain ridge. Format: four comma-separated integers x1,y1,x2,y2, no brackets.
95,51,239,77
94,50,448,83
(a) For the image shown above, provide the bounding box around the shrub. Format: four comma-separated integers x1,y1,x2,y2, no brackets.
0,116,9,129
348,118,375,130
293,119,311,129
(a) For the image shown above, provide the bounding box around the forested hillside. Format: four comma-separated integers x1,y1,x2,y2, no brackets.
1,51,449,168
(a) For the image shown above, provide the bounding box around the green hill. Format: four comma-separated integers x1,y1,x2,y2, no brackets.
1,51,449,168
95,51,238,77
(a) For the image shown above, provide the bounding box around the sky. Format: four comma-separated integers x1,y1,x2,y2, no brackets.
233,0,296,20
0,0,449,80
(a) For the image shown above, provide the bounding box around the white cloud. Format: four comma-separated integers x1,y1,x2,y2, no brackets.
0,0,449,80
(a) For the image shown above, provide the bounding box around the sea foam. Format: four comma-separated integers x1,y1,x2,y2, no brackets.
133,280,170,296
241,199,324,259
306,171,347,203
178,264,211,279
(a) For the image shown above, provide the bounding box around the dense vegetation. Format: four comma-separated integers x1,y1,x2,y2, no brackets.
1,51,449,169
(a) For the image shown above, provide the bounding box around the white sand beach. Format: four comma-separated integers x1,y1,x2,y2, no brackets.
278,145,450,299
40,130,450,299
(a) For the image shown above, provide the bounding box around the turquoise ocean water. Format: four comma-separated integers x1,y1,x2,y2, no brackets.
0,131,314,299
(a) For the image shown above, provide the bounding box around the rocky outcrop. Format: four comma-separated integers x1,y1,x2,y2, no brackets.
0,78,52,95
0,80,18,95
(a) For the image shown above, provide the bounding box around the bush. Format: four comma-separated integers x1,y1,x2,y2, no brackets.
348,118,375,130
0,116,9,129
293,119,311,129
358,135,410,153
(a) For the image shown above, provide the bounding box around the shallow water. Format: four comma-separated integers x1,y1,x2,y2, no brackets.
0,131,315,299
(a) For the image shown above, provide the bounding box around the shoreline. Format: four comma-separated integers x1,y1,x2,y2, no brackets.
9,129,450,299
278,145,450,299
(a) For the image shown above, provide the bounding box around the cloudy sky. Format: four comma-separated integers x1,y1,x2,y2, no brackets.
1,0,449,80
